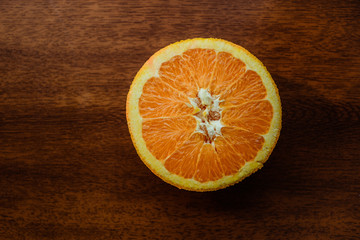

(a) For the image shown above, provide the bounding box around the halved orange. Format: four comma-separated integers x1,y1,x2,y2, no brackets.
126,38,281,191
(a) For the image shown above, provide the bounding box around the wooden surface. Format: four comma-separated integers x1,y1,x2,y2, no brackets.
0,0,359,239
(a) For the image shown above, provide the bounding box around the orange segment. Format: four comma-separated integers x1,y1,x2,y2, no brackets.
159,55,198,98
221,100,273,134
142,116,196,161
209,52,246,95
139,77,193,118
214,136,246,176
181,49,217,89
213,127,264,176
219,70,267,108
220,127,265,162
193,144,223,182
164,133,204,179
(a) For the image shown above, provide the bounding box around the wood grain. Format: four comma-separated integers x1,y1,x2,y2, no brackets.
0,0,359,239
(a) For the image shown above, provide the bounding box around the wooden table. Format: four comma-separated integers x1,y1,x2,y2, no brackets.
1,0,359,239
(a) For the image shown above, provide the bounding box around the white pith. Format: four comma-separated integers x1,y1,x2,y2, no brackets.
190,88,224,143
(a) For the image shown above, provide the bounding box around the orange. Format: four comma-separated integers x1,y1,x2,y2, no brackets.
126,38,281,191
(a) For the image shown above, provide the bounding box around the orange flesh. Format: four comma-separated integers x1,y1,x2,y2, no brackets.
139,48,273,183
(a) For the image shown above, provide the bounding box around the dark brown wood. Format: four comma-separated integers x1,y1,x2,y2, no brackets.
0,0,359,239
